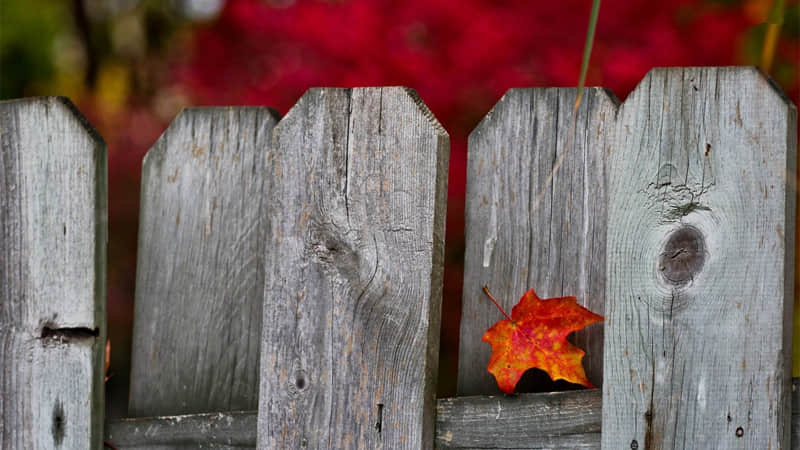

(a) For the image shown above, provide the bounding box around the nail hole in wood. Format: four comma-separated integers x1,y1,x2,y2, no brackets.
630,439,638,449
736,426,744,437
659,226,705,285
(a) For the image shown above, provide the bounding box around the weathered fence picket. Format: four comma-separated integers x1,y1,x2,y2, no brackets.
457,87,617,395
0,98,106,448
1,67,796,449
602,67,796,449
129,107,280,417
257,87,449,449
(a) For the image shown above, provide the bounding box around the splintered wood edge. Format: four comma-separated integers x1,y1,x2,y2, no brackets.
105,378,800,448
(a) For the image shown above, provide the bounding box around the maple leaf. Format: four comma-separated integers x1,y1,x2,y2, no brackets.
482,286,603,394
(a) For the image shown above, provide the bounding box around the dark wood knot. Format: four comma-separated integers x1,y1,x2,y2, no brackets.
659,226,705,285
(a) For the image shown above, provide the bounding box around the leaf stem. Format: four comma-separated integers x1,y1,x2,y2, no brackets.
483,285,513,322
575,0,601,111
531,0,600,213
760,0,784,74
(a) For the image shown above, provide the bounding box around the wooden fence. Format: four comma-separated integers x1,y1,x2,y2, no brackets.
0,66,796,449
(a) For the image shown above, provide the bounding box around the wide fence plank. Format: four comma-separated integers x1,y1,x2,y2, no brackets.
129,107,280,416
458,88,617,395
257,87,449,449
0,97,106,448
603,67,797,448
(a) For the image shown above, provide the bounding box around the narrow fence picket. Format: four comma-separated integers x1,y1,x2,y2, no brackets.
458,87,617,394
603,67,797,448
256,87,449,449
129,107,280,417
0,98,107,448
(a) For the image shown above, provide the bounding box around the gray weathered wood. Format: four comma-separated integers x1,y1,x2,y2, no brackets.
458,88,617,395
105,410,256,449
603,67,797,448
105,391,600,450
436,389,601,449
129,107,280,416
105,376,800,448
257,87,449,449
0,97,106,448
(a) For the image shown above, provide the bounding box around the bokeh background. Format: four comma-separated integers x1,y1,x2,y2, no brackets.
1,0,798,419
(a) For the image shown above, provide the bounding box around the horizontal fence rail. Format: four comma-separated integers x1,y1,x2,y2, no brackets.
106,380,800,449
105,411,256,448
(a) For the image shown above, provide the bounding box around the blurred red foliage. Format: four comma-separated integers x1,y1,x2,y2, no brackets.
90,0,798,405
180,0,781,117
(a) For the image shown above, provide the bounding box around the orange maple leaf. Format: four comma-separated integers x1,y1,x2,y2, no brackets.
482,286,603,393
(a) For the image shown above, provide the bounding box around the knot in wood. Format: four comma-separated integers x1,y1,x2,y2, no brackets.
288,369,309,396
659,226,705,286
307,222,361,274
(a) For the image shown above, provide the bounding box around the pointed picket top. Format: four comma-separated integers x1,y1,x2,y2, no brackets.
0,97,107,448
130,106,280,417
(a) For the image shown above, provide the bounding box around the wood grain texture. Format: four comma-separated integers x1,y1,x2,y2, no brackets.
129,107,279,416
458,88,618,395
436,389,601,449
0,97,106,448
106,410,256,449
602,67,797,449
257,87,449,449
105,376,800,448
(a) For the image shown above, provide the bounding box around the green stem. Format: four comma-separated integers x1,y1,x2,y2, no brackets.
575,0,601,111
760,0,784,74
